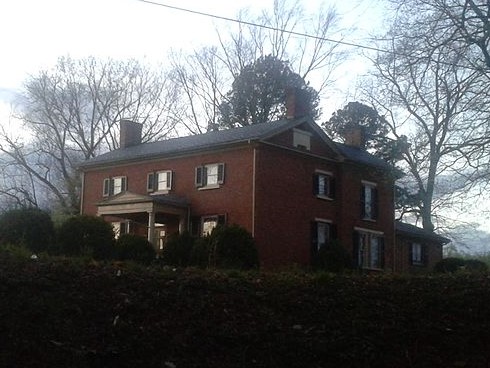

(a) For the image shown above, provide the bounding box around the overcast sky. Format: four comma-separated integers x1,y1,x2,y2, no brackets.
0,0,383,120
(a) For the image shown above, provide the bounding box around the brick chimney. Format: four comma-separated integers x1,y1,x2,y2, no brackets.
343,125,366,149
286,87,309,119
120,119,142,149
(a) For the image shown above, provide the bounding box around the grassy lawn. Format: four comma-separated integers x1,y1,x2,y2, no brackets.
1,254,490,367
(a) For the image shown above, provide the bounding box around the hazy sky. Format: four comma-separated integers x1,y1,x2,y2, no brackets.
0,0,383,120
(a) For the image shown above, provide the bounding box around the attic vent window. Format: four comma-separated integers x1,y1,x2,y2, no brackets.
293,128,311,151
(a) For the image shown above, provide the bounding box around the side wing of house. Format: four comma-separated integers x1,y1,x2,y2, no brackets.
395,221,449,273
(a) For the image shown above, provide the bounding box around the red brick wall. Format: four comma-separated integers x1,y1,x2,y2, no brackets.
253,144,395,269
82,145,255,233
82,137,395,270
336,165,395,271
396,236,443,273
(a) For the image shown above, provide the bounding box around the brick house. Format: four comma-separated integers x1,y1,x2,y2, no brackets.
79,115,448,271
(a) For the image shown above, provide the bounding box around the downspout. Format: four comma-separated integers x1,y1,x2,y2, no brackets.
79,171,85,215
252,145,257,237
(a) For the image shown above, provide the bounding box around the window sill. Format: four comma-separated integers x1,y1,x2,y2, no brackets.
411,262,426,267
362,217,377,222
198,184,221,191
316,194,333,201
149,190,170,195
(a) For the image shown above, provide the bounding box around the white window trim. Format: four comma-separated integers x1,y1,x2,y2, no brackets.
354,227,384,236
196,163,225,190
155,170,172,193
355,229,384,270
315,170,334,200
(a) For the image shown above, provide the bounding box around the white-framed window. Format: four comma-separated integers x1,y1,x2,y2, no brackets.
293,128,311,150
201,214,226,236
354,229,384,269
311,219,334,251
195,163,225,189
103,176,127,197
411,242,425,265
314,170,335,199
361,181,378,220
147,170,173,193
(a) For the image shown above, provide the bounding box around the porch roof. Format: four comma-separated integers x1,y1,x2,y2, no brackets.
396,221,450,245
96,191,189,217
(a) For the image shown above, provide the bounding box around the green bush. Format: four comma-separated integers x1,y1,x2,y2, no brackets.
462,259,488,273
0,207,55,253
434,257,480,273
314,240,352,273
57,215,114,260
208,225,259,270
115,234,156,264
161,231,194,267
190,237,211,268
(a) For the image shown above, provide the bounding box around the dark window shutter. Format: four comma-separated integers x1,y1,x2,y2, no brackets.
217,163,225,184
147,173,155,192
422,244,429,266
103,178,110,197
109,178,115,196
378,237,385,269
330,223,338,241
202,166,208,186
217,214,226,226
190,216,201,237
409,243,414,264
360,186,366,218
353,231,361,268
311,221,319,263
313,174,319,195
121,176,127,192
195,167,203,187
329,177,336,199
167,171,173,189
372,187,378,219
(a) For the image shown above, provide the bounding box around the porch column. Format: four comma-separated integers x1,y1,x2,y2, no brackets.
178,216,186,234
147,211,155,244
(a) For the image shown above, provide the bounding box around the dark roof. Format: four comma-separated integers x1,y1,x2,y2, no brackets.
334,143,394,171
80,119,303,168
396,221,450,245
80,118,392,172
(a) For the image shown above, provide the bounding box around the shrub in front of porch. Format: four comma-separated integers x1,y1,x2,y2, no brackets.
56,215,114,260
208,225,259,270
162,231,194,267
162,225,258,270
115,234,155,264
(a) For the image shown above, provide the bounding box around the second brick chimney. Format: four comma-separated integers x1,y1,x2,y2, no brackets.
343,125,366,149
286,87,310,119
120,120,142,149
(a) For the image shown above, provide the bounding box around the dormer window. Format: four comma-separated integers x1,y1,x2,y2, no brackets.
293,128,311,151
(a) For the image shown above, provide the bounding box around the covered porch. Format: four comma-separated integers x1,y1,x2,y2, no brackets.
96,192,190,251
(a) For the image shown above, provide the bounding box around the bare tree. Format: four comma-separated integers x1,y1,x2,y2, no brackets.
171,0,346,134
0,56,180,214
365,7,490,232
390,0,490,71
